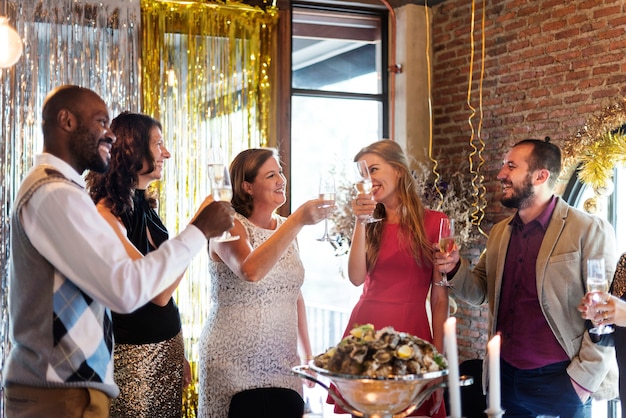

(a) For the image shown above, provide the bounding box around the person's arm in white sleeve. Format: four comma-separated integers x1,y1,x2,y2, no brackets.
22,181,206,313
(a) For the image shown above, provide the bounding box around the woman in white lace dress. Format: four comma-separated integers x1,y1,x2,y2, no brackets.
198,148,334,418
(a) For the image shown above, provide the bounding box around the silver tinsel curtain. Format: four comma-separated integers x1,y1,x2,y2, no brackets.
0,0,277,415
0,0,141,415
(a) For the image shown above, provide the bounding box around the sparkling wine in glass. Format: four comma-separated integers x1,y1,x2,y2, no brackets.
209,164,239,242
207,147,225,191
353,160,382,224
435,218,455,287
208,162,225,186
587,258,614,335
317,175,336,242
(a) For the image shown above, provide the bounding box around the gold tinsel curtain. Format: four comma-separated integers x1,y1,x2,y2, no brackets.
140,1,278,415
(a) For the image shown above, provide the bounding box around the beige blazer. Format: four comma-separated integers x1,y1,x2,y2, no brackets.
452,197,618,399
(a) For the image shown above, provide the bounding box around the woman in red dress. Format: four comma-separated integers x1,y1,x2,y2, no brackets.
332,139,449,417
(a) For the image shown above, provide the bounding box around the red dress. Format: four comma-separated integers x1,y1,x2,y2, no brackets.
330,210,447,417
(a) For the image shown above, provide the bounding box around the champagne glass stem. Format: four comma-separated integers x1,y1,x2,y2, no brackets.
317,173,335,242
436,271,449,287
318,219,330,241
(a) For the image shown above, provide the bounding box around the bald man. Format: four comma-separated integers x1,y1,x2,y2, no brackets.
3,85,234,418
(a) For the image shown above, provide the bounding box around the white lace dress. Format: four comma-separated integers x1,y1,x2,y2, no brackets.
197,214,304,418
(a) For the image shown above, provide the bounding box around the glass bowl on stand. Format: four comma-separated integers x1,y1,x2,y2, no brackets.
293,362,472,418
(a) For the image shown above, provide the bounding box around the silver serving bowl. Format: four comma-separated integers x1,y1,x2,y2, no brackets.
293,362,453,418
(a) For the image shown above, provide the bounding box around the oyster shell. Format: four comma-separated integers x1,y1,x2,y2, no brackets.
313,324,447,377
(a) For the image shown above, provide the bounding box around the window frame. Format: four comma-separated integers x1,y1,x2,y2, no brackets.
274,0,389,217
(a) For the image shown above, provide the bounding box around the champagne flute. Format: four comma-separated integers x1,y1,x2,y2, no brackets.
435,218,455,287
207,147,225,187
209,165,239,242
317,174,336,242
353,160,382,224
586,258,614,335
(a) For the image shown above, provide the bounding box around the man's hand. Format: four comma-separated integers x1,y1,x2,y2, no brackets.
191,199,235,239
571,378,590,404
433,242,460,275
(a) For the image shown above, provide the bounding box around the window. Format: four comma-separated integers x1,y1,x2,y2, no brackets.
288,6,388,414
566,166,625,254
289,4,388,356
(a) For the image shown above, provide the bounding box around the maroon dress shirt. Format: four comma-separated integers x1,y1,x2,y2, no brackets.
497,195,569,369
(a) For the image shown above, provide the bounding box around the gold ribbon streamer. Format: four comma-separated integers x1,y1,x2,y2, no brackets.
424,0,444,209
466,0,488,238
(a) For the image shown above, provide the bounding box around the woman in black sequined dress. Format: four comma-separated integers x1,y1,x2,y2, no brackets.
86,112,188,418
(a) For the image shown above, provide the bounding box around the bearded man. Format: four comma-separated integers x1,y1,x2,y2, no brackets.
437,138,618,417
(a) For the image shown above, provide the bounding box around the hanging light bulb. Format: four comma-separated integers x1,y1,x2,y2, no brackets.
0,16,23,68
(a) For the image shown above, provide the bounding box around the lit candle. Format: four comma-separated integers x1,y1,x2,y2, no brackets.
487,335,501,412
444,317,461,418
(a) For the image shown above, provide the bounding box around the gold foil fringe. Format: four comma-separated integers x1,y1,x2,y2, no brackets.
563,97,626,190
140,1,278,416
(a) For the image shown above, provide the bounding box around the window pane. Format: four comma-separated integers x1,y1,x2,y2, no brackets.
574,185,609,222
291,95,380,355
290,4,385,366
291,95,381,213
573,171,626,254
614,167,626,254
292,7,382,94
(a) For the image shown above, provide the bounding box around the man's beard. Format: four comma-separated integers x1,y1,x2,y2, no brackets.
68,126,110,174
500,174,534,209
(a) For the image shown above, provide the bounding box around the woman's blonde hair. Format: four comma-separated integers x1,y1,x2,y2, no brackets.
355,139,432,271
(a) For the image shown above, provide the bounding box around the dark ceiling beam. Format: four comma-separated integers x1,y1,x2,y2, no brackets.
245,0,449,10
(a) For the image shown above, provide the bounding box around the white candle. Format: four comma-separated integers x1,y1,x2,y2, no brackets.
444,317,461,418
487,335,501,412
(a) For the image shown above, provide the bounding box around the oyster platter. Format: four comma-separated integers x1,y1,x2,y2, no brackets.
292,324,465,418
313,323,447,377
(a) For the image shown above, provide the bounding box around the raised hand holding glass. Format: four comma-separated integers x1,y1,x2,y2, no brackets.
353,160,382,224
209,164,239,242
587,258,614,335
317,174,336,242
208,147,225,191
435,218,455,287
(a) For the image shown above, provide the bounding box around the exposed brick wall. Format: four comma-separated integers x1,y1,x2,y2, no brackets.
430,0,626,361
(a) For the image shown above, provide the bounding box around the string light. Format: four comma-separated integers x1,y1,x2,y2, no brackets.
0,16,23,68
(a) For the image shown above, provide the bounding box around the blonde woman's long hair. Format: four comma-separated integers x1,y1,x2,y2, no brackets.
356,140,432,272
